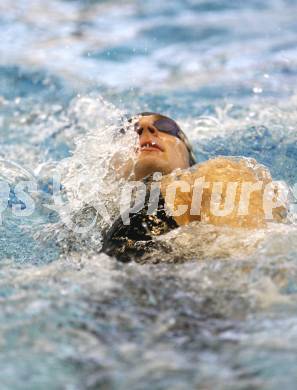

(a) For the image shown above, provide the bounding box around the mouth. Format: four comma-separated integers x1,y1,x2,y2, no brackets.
139,140,164,153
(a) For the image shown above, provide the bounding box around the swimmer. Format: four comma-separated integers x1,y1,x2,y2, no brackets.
102,112,286,262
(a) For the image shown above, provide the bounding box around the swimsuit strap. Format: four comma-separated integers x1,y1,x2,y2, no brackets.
101,177,178,262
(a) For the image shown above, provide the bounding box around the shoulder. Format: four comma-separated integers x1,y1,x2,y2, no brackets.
190,156,272,183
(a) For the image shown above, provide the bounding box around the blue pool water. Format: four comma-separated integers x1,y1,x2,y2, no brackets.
1,0,297,388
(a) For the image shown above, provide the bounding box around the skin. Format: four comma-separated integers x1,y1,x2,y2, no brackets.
133,114,190,180
112,114,286,228
160,157,286,228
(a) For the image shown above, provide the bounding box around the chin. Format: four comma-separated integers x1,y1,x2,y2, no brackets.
134,154,169,179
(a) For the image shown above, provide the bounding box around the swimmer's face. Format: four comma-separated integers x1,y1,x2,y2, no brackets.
133,114,190,180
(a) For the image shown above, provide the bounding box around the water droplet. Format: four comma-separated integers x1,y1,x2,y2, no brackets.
253,87,263,94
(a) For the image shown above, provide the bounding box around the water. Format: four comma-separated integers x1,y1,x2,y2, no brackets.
1,0,297,388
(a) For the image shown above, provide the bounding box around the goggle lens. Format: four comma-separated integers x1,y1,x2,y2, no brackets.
153,118,180,138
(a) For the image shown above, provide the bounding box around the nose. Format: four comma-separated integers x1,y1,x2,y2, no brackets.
136,124,157,137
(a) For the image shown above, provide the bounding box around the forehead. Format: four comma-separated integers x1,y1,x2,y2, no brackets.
137,114,160,125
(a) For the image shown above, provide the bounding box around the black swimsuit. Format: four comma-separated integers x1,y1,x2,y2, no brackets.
101,178,178,263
